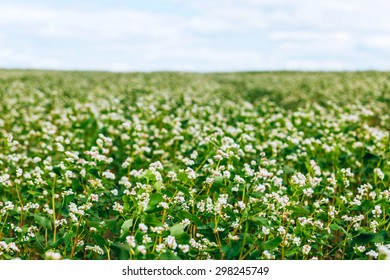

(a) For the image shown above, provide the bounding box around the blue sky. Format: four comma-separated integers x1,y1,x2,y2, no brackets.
0,0,389,71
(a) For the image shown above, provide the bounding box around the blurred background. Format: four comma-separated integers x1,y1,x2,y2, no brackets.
0,0,389,72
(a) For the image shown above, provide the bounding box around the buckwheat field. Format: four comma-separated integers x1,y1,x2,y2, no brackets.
0,70,389,260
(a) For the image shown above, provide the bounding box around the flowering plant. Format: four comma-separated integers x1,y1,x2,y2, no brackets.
0,71,389,260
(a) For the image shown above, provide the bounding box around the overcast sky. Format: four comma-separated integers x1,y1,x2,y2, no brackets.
0,0,389,71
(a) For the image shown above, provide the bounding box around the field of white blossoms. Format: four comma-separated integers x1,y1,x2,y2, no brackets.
0,70,389,260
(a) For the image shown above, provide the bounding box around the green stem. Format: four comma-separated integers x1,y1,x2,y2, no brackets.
15,184,24,227
0,213,9,233
52,176,57,243
239,218,249,259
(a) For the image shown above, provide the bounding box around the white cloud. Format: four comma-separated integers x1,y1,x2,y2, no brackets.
0,5,182,40
363,35,390,49
284,60,346,70
144,48,264,71
270,31,352,44
0,47,61,69
186,6,266,33
0,0,389,71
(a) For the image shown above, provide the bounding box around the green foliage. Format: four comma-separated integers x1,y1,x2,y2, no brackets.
0,70,389,260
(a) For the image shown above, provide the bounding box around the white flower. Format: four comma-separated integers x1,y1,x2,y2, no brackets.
277,226,286,236
234,175,245,184
366,250,379,259
378,245,390,260
185,168,197,180
16,168,23,177
302,245,311,255
237,201,246,210
179,244,190,253
156,244,166,253
45,250,62,260
374,168,385,180
165,235,177,249
303,188,314,197
113,202,124,213
86,245,104,255
328,206,337,218
356,246,366,253
372,205,382,218
262,250,273,259
137,245,147,255
102,170,115,180
55,143,65,152
190,151,198,159
126,236,136,248
273,177,283,187
180,219,191,228
182,157,195,166
255,184,266,192
149,161,163,170
142,234,152,244
167,171,177,180
138,223,148,233
158,202,169,209
291,173,306,187
228,233,240,241
205,177,214,185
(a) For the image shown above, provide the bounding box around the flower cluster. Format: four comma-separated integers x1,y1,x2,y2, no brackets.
0,71,388,260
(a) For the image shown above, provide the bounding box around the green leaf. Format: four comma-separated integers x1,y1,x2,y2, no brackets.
352,231,389,245
170,224,184,237
227,241,242,258
34,214,52,230
153,181,162,192
283,165,295,175
221,244,231,254
250,216,269,226
353,232,374,245
146,193,163,212
294,223,302,235
52,166,62,177
121,219,133,236
213,176,223,184
63,195,75,206
140,170,155,181
50,237,64,248
63,232,76,247
159,252,182,260
176,210,203,226
176,185,191,196
373,230,389,243
287,206,310,215
177,172,187,182
264,237,283,250
144,214,163,227
176,233,190,244
285,247,298,258
330,224,340,231
93,234,106,248
88,168,99,177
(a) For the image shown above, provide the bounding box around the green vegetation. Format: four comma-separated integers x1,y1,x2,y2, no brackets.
0,70,389,260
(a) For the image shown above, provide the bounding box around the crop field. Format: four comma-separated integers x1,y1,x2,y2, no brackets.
0,70,389,260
